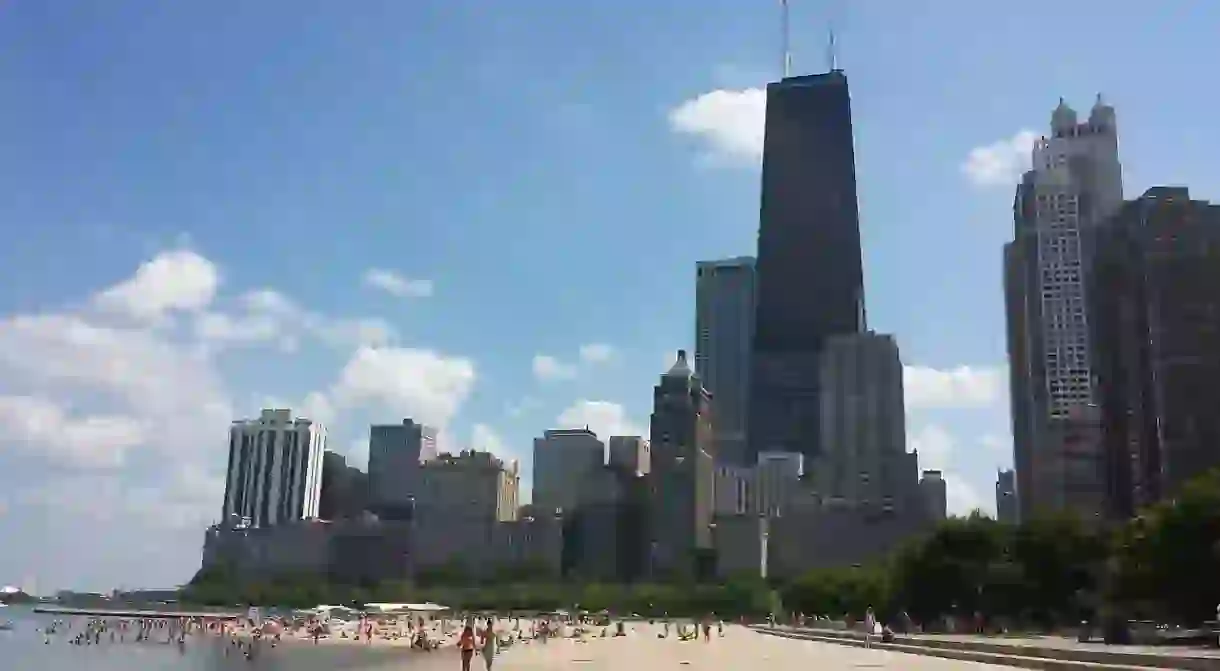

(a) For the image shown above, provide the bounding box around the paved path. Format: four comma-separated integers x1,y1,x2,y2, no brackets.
775,624,1220,660
489,625,1026,671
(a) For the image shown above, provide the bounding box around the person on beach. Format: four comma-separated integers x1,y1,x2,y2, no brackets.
459,624,477,671
479,618,498,671
864,607,877,649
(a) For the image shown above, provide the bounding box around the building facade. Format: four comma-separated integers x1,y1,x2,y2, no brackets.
647,350,716,579
695,256,756,466
995,469,1017,523
1089,187,1220,518
415,450,519,522
318,450,368,521
749,70,867,464
814,331,909,508
222,408,326,529
919,470,948,521
713,465,754,516
367,419,437,520
607,435,650,475
532,428,605,514
1004,96,1123,522
753,451,803,517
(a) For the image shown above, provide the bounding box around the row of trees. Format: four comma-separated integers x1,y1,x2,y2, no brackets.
784,468,1220,628
182,566,772,617
182,469,1220,626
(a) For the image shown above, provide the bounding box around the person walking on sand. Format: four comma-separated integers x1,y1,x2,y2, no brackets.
479,618,498,671
864,607,877,649
459,624,477,671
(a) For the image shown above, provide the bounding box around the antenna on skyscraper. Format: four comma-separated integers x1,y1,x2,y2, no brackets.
781,0,792,78
827,23,838,71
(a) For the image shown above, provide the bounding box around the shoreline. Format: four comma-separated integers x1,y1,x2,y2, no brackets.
32,605,243,619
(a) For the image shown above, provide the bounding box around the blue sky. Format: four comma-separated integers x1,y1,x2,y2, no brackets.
0,1,1217,591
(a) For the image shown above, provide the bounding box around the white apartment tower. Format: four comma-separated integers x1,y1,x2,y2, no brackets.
1031,98,1123,416
222,408,326,528
1005,96,1123,521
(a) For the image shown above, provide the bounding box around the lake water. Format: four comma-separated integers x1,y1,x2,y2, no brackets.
0,606,429,670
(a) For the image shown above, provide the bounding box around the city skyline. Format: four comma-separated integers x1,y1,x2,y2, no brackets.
0,1,1217,591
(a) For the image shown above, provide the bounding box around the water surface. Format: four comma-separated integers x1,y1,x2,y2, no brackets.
0,606,423,670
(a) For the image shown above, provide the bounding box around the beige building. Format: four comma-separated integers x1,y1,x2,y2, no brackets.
416,450,519,522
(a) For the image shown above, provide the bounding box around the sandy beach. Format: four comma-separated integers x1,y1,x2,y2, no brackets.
337,622,1042,671
496,623,1036,670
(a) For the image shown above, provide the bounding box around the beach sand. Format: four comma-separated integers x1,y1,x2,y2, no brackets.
481,623,1035,671
237,619,1033,669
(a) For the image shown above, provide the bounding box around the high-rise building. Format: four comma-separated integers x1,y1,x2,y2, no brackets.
532,428,605,514
416,449,520,522
749,70,867,464
318,451,368,521
813,332,910,509
1004,96,1123,522
222,408,326,528
713,465,754,516
607,435,650,475
918,470,948,521
1089,187,1220,518
367,419,437,520
995,469,1017,524
695,256,756,466
647,350,716,579
754,451,803,517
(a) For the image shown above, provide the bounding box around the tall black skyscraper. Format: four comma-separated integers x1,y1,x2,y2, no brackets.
748,70,866,463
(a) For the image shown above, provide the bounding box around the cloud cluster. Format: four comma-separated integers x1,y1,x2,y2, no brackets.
0,249,480,590
668,87,766,166
555,400,644,440
362,269,434,299
904,364,1006,409
961,130,1039,187
531,343,617,382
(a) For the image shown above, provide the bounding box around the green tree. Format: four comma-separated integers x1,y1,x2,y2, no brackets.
1011,513,1106,627
890,513,1008,624
1109,468,1220,624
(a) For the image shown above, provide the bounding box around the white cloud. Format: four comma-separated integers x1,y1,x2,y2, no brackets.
944,475,985,516
556,400,645,440
532,345,617,382
194,288,393,353
0,312,233,426
345,438,370,471
668,87,766,166
471,423,507,457
506,396,540,418
329,346,476,428
904,364,1005,410
532,354,577,381
578,343,615,364
981,433,1007,454
909,424,954,472
961,130,1039,187
0,247,489,590
909,425,992,516
93,249,219,323
0,395,146,469
363,269,434,299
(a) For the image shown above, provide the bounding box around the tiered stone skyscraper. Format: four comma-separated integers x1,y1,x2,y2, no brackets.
1004,97,1123,522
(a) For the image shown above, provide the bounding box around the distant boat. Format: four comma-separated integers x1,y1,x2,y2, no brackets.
0,621,13,631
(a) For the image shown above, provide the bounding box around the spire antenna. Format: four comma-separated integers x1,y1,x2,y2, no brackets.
827,23,838,71
781,0,792,78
